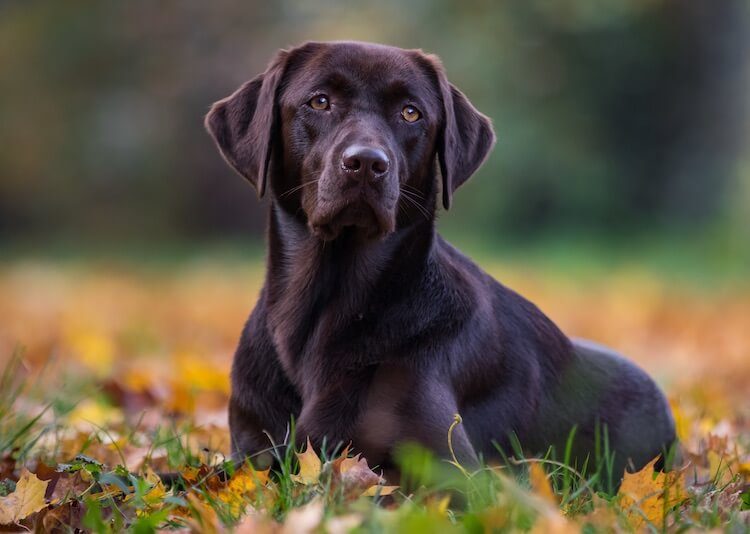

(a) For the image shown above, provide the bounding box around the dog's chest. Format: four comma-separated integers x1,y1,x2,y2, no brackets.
351,363,416,464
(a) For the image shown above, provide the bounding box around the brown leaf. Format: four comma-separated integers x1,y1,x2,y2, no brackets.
330,453,382,500
47,472,90,505
41,500,86,533
0,469,49,525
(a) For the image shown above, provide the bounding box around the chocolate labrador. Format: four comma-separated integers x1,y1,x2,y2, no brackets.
205,41,676,483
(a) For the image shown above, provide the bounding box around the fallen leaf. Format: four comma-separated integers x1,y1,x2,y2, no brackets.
331,453,382,500
618,457,686,530
291,438,322,485
0,469,49,525
140,468,167,508
528,462,557,506
41,500,86,532
362,484,399,497
281,498,324,534
214,464,270,516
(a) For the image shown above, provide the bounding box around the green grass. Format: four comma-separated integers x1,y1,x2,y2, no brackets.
2,358,748,533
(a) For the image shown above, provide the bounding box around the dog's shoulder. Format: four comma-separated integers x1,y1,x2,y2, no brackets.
432,235,573,381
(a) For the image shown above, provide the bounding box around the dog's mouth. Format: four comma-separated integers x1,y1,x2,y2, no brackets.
310,200,394,242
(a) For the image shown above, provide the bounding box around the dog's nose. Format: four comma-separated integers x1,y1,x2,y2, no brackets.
341,145,390,179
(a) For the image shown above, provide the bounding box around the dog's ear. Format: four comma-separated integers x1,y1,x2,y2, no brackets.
418,54,496,210
204,50,289,198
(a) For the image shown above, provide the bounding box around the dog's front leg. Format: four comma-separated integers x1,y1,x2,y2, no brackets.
294,368,373,456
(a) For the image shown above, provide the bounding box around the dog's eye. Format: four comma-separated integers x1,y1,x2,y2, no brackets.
309,95,330,111
401,105,421,122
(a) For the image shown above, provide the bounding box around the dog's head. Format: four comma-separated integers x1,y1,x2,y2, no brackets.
205,41,495,241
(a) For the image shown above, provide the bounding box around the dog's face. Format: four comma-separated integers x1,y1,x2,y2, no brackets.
206,41,495,241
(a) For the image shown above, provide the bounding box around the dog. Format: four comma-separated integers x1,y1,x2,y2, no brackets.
205,41,676,484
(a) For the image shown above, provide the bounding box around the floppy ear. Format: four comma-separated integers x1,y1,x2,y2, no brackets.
204,50,289,198
423,56,496,210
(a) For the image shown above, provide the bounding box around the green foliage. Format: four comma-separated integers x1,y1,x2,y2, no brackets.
0,0,748,247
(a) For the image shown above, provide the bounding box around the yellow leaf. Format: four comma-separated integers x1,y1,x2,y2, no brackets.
226,465,269,494
362,484,400,497
214,464,270,516
173,350,230,394
528,463,557,506
64,327,115,377
291,438,322,485
66,399,123,429
618,457,686,531
707,450,738,485
424,495,451,516
0,469,49,525
669,398,690,442
142,468,167,508
738,461,750,478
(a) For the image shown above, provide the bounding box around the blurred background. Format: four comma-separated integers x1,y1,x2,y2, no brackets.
1,0,748,268
1,1,749,443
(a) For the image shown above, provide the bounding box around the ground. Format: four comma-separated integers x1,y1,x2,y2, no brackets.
0,250,748,532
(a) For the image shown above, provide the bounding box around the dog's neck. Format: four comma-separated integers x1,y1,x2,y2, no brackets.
263,202,435,373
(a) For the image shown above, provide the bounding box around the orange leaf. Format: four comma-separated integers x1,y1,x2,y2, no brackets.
618,457,686,530
528,463,557,506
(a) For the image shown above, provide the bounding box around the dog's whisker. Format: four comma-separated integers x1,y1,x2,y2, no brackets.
399,186,427,203
279,179,319,198
400,195,430,221
399,189,431,221
401,183,425,198
399,187,430,216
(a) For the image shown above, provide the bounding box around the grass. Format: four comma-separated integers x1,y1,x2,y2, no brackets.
0,251,748,531
1,349,748,532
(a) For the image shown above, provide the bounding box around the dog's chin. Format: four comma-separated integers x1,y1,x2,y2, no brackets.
310,202,394,242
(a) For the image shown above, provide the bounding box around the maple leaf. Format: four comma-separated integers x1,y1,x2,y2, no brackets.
291,438,322,485
618,457,687,530
141,468,168,508
0,469,49,525
331,452,384,500
214,464,271,516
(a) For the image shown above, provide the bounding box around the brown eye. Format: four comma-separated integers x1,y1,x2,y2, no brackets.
310,94,330,110
401,105,421,122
